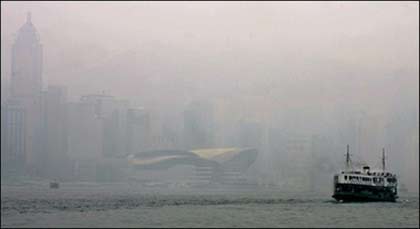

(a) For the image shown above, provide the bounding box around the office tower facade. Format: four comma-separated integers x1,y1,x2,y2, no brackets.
41,86,70,179
1,100,26,176
126,107,151,154
183,100,215,149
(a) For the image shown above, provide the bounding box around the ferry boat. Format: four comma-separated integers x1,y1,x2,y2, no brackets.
332,145,398,202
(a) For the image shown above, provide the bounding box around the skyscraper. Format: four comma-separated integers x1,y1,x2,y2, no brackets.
41,86,70,179
1,100,26,177
8,12,44,175
11,12,43,98
126,107,151,154
183,100,215,149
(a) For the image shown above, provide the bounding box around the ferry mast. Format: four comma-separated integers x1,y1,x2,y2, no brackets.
346,144,350,171
382,148,386,171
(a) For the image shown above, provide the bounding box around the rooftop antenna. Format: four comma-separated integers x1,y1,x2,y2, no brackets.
382,148,386,171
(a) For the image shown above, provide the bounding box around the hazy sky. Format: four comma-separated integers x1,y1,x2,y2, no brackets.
1,1,418,119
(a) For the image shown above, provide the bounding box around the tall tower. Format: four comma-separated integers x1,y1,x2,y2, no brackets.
11,12,43,97
8,12,44,175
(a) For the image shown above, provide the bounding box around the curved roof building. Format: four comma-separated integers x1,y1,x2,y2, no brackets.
127,148,258,185
129,148,257,170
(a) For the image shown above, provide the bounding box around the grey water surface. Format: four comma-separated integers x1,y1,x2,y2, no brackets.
1,183,418,228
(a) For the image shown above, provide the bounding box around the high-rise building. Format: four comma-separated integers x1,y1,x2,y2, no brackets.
41,86,70,179
236,119,263,149
126,107,151,154
67,101,103,160
67,94,130,180
1,100,26,176
1,78,10,105
11,12,43,98
80,94,129,157
183,100,215,149
8,12,44,175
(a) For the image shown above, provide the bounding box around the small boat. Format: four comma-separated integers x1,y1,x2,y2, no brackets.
332,145,398,202
50,181,60,189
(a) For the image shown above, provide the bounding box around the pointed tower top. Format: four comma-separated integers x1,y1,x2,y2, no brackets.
26,11,32,23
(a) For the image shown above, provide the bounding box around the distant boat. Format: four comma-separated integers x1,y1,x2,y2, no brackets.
332,145,398,202
50,181,60,189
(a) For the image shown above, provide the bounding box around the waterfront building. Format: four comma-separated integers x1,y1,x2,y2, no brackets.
183,100,215,149
126,107,151,154
236,119,263,149
80,94,129,157
1,100,26,176
41,86,71,179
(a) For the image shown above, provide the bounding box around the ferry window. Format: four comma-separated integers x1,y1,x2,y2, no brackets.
344,176,347,180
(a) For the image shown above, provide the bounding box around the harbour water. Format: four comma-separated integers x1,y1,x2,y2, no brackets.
1,183,419,228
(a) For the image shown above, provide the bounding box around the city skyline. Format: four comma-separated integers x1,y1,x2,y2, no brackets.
1,2,418,192
1,2,419,228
